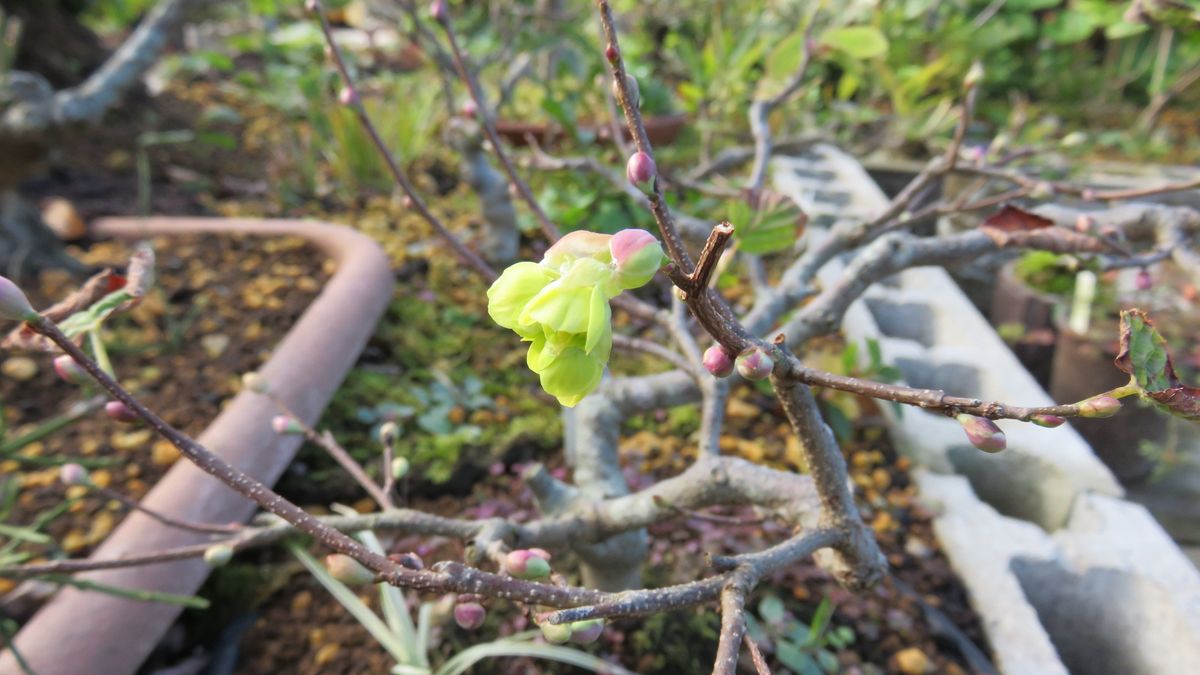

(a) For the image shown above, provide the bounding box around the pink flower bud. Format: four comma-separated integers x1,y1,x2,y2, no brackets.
403,195,415,210
735,347,773,381
702,345,735,378
241,371,269,394
626,151,656,189
337,86,357,106
1074,214,1093,233
956,414,1006,453
325,553,376,585
610,228,663,287
54,355,89,386
105,401,139,424
0,275,35,322
1031,414,1065,428
454,601,486,630
304,0,321,14
1077,395,1121,418
460,99,478,119
272,415,304,435
60,463,89,486
429,0,448,22
1135,269,1153,291
604,43,618,64
505,549,551,579
569,619,604,644
540,620,572,644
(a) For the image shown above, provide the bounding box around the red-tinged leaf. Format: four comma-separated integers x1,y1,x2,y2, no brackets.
982,205,1055,232
1114,309,1200,422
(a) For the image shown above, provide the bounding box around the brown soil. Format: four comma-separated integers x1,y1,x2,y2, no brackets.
0,232,329,586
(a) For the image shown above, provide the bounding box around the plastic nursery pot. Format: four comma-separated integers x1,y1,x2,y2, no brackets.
0,217,393,675
990,260,1061,387
1049,319,1165,485
494,113,688,148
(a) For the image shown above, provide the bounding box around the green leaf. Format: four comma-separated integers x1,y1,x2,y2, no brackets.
434,634,633,675
1114,310,1200,422
820,26,890,60
776,642,822,675
1042,10,1097,45
289,544,414,664
758,594,787,624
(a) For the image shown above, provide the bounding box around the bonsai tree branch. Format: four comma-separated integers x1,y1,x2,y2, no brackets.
0,0,200,140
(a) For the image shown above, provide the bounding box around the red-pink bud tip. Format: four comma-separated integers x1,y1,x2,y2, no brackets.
956,414,1006,453
460,99,478,119
735,347,773,381
1077,395,1121,418
337,86,357,106
429,0,448,22
626,151,656,188
105,401,140,424
702,345,735,378
272,415,304,435
1031,414,1066,428
604,43,618,63
609,228,657,267
53,355,90,386
454,601,487,630
505,549,551,579
1135,269,1153,291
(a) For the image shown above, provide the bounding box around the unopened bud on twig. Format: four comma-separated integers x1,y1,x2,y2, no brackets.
391,456,410,480
702,345,735,378
735,347,773,381
540,620,573,644
105,401,140,424
379,421,400,447
304,0,321,14
272,415,304,435
54,355,89,386
626,151,656,191
460,99,477,119
241,371,269,394
429,0,448,23
325,553,376,585
60,463,90,486
604,43,618,64
505,549,551,579
956,414,1006,453
204,544,234,567
337,86,357,106
569,619,604,644
1135,269,1153,291
612,73,639,109
454,601,487,630
1031,414,1066,428
0,276,36,322
1077,395,1121,418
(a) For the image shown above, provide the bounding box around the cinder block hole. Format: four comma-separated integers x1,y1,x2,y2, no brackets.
864,298,935,346
788,167,836,181
893,357,982,398
1010,557,1200,675
946,446,1073,528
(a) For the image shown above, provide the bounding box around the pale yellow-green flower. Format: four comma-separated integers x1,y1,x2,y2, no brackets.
486,229,666,406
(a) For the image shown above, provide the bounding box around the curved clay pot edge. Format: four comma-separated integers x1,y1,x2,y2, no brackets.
1,217,394,675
